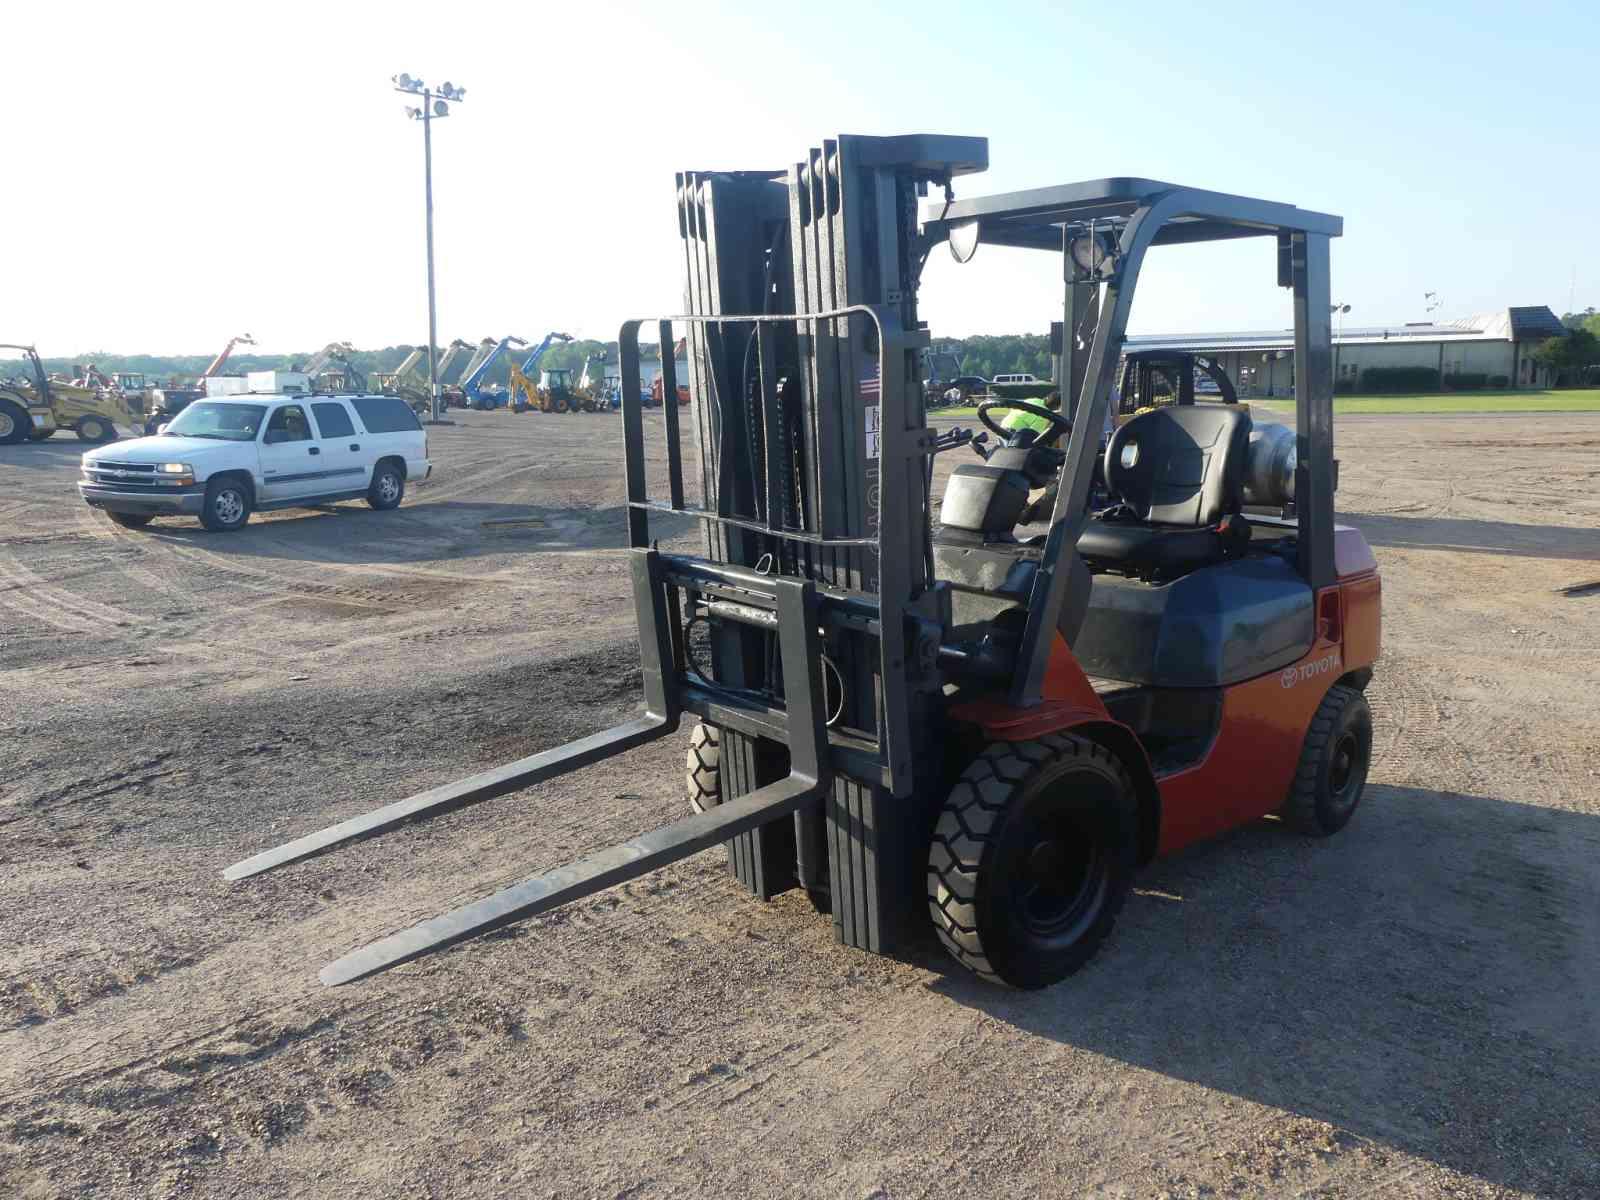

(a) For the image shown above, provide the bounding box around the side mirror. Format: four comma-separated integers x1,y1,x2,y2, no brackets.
263,429,286,445
156,423,170,435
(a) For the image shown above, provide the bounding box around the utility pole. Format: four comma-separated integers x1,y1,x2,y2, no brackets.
394,73,466,423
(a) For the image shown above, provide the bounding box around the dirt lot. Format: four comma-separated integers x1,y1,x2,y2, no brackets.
2,407,1598,1199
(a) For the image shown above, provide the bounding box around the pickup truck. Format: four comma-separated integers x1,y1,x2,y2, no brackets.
79,392,432,532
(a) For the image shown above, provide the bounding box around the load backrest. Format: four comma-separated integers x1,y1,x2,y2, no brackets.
1103,405,1252,526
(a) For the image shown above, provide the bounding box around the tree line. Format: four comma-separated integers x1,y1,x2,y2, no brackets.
23,339,645,389
25,315,1599,391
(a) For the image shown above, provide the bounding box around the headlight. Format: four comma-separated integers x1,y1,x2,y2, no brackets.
158,462,193,474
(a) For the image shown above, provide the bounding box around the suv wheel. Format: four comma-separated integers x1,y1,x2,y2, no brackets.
367,462,405,510
200,476,252,532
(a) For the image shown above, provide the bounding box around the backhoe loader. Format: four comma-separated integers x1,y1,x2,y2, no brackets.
0,345,136,444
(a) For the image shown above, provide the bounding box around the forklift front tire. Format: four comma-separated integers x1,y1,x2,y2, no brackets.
929,735,1137,989
685,722,720,813
1281,684,1372,837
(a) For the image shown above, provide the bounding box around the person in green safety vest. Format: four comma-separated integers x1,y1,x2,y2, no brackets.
997,390,1064,524
999,389,1062,444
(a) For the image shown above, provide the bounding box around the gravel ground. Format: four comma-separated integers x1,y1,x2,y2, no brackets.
1,407,1597,1199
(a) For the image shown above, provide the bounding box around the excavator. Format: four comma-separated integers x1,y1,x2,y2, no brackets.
460,336,527,410
508,332,575,412
146,333,256,431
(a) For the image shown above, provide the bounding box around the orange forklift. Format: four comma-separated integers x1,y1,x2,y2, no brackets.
227,136,1379,991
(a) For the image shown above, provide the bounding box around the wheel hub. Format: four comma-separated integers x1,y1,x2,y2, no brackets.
1015,822,1099,937
215,491,244,523
0,411,14,438
1329,731,1359,799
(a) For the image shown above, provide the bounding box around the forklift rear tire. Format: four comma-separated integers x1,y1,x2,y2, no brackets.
1280,684,1372,836
929,734,1137,989
685,722,720,813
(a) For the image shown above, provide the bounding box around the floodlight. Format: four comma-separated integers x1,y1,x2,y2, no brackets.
433,99,449,117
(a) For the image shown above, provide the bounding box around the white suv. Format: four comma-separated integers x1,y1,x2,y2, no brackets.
78,393,433,532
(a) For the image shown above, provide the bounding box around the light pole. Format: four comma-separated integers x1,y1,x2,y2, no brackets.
1331,302,1350,382
393,73,466,423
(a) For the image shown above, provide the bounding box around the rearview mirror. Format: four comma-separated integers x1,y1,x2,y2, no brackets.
947,219,980,264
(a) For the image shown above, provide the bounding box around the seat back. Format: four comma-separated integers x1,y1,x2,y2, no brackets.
1103,405,1252,526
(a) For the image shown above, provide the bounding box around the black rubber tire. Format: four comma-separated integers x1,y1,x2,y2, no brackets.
107,511,154,529
0,398,29,445
367,462,405,510
29,425,53,441
685,722,720,813
928,734,1138,989
199,475,252,532
75,416,115,443
1280,684,1373,836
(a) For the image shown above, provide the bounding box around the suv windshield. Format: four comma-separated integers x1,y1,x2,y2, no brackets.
163,402,268,441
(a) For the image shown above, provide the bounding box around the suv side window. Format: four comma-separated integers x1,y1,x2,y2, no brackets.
311,401,356,439
264,404,312,443
351,395,423,434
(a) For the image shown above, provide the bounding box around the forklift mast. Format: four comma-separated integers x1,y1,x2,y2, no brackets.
669,135,987,947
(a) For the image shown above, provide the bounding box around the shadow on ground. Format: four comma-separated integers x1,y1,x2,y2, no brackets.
0,439,99,470
924,784,1600,1196
130,501,699,565
1348,512,1600,561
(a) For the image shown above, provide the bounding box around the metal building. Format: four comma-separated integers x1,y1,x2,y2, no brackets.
1126,305,1565,396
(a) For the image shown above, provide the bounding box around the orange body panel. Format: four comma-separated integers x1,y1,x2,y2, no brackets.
949,559,1382,859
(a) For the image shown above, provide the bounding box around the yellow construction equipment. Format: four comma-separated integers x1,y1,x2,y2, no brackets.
0,345,136,444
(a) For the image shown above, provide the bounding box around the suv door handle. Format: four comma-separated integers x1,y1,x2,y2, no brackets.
349,443,360,451
308,446,320,455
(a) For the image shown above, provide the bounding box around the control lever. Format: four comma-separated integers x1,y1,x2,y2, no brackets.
928,426,985,456
965,430,991,460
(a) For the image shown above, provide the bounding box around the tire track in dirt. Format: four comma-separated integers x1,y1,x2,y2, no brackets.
0,551,129,635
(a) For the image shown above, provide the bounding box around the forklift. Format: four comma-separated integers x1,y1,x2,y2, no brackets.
1117,349,1239,414
227,136,1380,991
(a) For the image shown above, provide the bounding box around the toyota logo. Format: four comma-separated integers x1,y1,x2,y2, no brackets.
1280,667,1298,689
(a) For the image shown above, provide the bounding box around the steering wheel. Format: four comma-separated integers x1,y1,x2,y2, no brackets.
977,398,1072,443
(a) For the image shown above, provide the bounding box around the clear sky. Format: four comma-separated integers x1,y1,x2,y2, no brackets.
9,0,1596,357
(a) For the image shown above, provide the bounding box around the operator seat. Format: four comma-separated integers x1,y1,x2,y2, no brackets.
1077,405,1253,578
